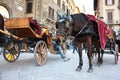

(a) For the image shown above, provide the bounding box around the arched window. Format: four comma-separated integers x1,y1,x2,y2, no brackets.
0,6,9,19
57,0,61,7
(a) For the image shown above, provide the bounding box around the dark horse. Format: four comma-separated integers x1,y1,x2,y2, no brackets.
0,14,7,46
56,11,101,72
0,13,4,30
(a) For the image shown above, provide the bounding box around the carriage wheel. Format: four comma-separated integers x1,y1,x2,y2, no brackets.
34,41,47,66
3,43,20,62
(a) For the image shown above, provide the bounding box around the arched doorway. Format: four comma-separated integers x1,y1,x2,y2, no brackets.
0,5,10,20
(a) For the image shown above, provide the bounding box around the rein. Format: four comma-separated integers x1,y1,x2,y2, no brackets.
74,21,89,39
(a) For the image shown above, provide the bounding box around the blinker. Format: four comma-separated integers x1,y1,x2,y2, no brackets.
58,19,65,23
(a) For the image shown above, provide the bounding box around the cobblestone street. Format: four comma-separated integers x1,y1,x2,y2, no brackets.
0,50,120,80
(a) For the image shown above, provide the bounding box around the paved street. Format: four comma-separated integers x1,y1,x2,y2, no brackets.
0,49,120,80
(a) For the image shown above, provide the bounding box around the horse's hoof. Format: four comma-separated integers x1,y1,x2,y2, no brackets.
97,63,101,67
97,63,103,67
87,68,93,73
76,68,82,72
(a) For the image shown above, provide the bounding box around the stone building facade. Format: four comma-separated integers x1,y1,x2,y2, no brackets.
0,0,80,29
94,0,120,31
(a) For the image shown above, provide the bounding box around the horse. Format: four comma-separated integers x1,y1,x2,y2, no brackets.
0,13,4,30
56,11,101,72
0,13,7,46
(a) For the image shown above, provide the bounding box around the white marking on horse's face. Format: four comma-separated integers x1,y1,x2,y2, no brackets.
65,20,70,28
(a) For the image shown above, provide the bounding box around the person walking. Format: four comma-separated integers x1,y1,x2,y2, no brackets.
50,28,70,61
72,39,78,54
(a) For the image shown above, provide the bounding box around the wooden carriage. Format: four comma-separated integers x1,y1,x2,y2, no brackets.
0,17,56,66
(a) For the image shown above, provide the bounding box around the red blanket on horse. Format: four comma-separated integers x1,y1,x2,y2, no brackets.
87,14,110,50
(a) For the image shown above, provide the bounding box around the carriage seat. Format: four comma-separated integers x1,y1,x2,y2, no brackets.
28,17,41,35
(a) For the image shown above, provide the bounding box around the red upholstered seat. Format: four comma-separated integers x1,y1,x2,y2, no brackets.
28,17,41,35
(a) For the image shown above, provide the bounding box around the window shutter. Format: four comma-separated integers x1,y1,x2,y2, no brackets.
112,0,114,4
118,0,120,9
105,0,107,5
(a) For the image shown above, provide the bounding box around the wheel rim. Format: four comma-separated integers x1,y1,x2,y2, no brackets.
3,43,20,62
35,41,47,66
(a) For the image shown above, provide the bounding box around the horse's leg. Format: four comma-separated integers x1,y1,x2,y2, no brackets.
95,42,102,66
87,38,93,72
76,48,83,71
100,49,104,65
75,43,83,71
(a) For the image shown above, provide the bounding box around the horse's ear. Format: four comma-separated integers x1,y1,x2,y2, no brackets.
56,12,63,19
66,9,70,17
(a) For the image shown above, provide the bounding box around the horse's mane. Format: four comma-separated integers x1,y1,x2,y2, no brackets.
0,14,4,30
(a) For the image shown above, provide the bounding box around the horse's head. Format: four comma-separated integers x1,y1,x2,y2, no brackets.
56,10,73,37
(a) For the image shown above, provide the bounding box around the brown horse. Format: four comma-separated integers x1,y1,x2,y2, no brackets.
56,11,101,72
0,13,7,46
0,13,4,30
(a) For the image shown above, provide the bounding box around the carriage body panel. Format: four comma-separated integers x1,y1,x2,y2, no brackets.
5,18,49,38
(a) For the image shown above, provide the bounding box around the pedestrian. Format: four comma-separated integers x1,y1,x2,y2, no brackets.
116,33,120,52
50,28,70,61
71,39,78,54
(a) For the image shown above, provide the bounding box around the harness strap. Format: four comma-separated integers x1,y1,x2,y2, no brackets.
74,21,89,39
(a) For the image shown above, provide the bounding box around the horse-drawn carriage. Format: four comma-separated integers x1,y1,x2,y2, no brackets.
0,14,66,66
